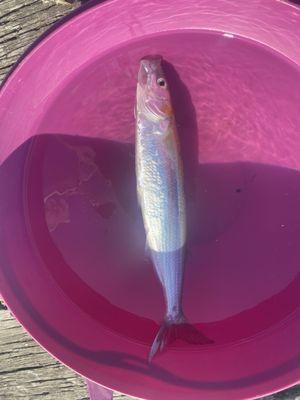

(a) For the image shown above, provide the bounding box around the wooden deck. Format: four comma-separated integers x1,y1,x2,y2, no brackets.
0,1,300,399
0,308,89,399
0,307,134,399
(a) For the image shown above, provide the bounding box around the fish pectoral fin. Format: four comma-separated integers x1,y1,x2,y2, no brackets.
136,184,143,208
145,236,151,255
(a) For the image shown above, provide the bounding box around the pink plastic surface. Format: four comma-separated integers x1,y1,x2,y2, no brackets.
86,379,113,400
0,0,300,399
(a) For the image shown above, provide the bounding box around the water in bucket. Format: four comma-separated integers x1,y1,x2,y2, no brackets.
20,30,300,352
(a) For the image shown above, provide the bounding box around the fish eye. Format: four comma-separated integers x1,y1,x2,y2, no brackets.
157,77,166,87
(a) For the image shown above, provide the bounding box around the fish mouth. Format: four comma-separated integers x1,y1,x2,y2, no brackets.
140,55,162,71
138,55,163,85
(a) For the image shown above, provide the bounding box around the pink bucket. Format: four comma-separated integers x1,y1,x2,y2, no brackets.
0,0,300,399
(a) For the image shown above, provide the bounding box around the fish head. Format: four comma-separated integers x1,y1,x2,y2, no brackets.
137,56,173,132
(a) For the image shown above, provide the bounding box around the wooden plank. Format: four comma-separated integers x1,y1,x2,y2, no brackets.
0,309,89,399
0,0,79,82
0,309,133,399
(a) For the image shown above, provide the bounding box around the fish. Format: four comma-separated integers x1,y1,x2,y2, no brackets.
135,56,213,362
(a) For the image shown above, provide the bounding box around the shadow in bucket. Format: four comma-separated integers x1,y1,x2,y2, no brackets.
1,133,300,390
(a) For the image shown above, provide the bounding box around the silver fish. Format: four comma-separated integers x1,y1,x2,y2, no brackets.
135,56,212,361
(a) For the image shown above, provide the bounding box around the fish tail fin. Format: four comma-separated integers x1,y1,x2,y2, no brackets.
148,316,213,362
